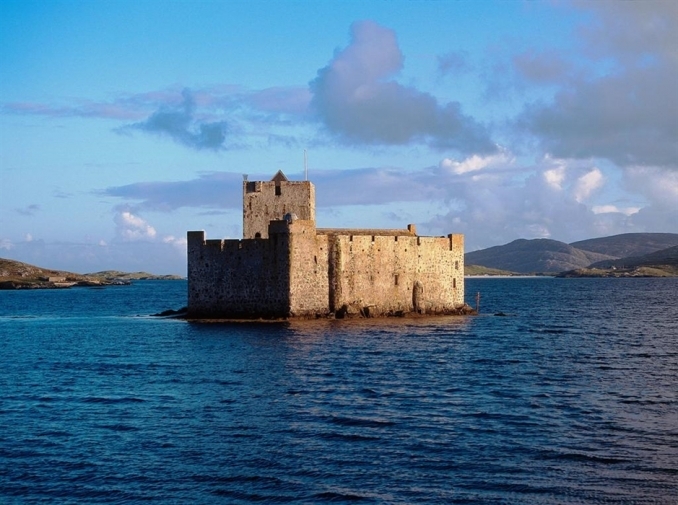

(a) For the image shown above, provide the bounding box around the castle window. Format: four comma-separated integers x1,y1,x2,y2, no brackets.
275,185,281,196
395,274,399,286
255,232,261,239
453,278,457,289
455,260,459,270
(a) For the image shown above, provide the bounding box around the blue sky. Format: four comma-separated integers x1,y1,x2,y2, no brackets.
1,0,676,275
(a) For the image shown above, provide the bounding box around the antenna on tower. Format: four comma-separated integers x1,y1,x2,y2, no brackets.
304,149,308,181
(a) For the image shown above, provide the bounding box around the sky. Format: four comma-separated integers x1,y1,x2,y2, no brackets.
1,0,676,275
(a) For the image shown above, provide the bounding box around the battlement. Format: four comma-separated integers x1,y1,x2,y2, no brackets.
243,171,315,239
187,171,466,319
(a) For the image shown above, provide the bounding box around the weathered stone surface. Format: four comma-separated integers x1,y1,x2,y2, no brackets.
188,173,466,319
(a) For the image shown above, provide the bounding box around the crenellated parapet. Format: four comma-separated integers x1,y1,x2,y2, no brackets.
187,171,468,319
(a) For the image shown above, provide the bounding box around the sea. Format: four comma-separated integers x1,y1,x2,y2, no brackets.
0,278,676,504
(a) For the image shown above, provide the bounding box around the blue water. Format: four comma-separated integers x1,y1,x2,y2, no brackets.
1,278,677,504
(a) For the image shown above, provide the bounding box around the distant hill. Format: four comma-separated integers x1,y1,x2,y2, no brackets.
1,258,86,283
465,238,615,273
570,233,678,257
85,270,183,281
465,233,678,275
559,246,678,277
464,264,518,276
0,258,182,289
589,245,678,270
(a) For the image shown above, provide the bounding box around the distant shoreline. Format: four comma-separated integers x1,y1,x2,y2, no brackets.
0,257,184,290
465,275,553,279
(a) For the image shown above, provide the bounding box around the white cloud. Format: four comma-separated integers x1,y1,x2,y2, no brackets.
163,235,188,252
423,152,678,249
592,205,640,215
543,166,566,190
310,20,496,153
624,166,678,208
439,151,513,175
114,210,157,241
101,149,676,254
518,1,677,169
24,233,33,242
573,168,605,202
0,208,189,274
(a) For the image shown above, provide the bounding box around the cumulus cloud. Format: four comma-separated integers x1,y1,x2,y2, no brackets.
101,155,675,252
426,160,618,249
393,151,676,249
518,1,678,169
543,165,566,191
624,166,678,209
439,150,514,175
0,211,189,274
573,168,605,203
114,210,157,241
310,20,496,153
121,88,229,150
592,205,640,216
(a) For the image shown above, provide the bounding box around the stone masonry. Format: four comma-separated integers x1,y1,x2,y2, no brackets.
187,171,465,319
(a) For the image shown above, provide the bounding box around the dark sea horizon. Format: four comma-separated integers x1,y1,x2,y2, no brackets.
1,278,676,504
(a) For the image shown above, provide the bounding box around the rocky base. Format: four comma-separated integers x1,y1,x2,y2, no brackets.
177,303,477,322
332,302,476,319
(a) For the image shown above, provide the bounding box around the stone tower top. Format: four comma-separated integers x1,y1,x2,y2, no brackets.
271,170,288,183
242,172,315,239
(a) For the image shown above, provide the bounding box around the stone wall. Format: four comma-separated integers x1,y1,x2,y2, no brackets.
288,221,330,317
187,226,465,318
188,176,465,319
187,230,291,318
243,180,315,239
325,232,464,316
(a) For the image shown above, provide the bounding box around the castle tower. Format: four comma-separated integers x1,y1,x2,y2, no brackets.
243,170,315,239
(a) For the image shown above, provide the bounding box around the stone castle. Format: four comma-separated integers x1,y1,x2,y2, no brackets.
187,171,466,319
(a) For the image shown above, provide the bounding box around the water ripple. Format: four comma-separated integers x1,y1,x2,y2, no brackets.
0,278,676,503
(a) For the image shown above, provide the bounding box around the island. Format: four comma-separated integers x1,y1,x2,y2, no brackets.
0,258,183,289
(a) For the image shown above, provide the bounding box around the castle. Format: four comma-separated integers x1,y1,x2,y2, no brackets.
187,171,466,319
